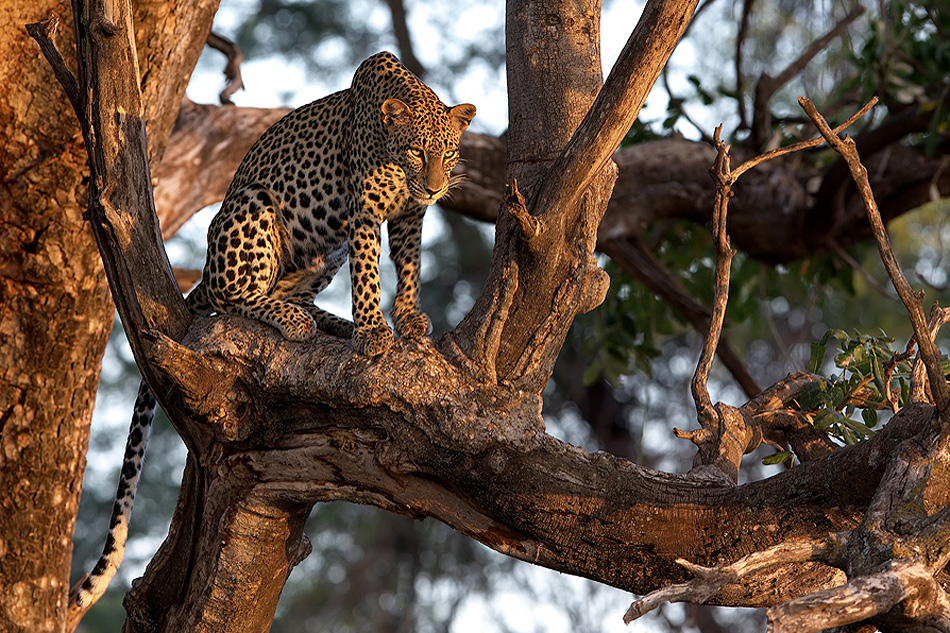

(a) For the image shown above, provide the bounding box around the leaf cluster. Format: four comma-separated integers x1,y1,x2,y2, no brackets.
802,329,942,445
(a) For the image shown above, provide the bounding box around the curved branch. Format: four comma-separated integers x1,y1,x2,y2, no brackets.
801,97,950,412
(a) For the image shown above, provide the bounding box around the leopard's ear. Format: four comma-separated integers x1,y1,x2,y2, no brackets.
382,99,412,127
447,103,476,132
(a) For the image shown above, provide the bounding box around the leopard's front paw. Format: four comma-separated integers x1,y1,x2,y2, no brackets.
352,323,394,357
393,311,432,338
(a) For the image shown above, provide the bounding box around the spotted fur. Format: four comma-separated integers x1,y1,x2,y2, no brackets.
72,52,474,609
189,50,475,355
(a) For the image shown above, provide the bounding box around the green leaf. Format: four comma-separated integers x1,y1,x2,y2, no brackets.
862,407,879,428
762,451,794,466
810,341,827,373
814,409,839,431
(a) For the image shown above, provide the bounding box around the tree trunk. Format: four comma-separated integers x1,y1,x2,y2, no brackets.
1,2,217,632
1,7,114,631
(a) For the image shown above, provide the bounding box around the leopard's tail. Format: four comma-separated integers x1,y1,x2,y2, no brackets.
70,381,155,609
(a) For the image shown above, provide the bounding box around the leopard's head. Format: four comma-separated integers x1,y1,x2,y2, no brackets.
382,98,476,206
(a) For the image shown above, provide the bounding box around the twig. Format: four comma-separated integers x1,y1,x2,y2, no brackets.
750,5,866,148
800,97,949,412
691,125,736,421
26,15,84,124
828,238,895,299
733,97,877,179
883,338,916,412
624,535,843,624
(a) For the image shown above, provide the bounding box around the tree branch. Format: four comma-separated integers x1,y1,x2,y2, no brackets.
800,97,949,412
768,562,950,633
384,0,425,78
624,534,844,624
66,0,190,369
530,0,700,223
205,32,244,105
25,15,84,123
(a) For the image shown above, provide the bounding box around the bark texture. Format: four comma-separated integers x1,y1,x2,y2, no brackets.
1,9,109,630
20,0,950,632
1,2,216,632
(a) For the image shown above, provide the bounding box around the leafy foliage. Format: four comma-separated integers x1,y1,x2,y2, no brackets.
847,0,950,151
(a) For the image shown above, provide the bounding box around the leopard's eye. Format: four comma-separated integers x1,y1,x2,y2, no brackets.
408,148,425,159
443,149,458,160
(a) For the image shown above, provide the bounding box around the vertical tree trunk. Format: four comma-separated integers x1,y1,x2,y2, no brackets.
1,7,113,631
1,2,217,631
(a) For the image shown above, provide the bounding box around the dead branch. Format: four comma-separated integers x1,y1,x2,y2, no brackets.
800,97,949,412
624,535,844,623
691,126,736,423
25,15,83,122
205,32,244,105
677,99,877,481
910,304,950,405
767,561,950,633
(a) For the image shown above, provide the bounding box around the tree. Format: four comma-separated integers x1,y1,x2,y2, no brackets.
4,1,950,633
1,2,216,632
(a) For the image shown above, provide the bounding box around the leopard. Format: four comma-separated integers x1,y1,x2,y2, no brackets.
72,51,475,609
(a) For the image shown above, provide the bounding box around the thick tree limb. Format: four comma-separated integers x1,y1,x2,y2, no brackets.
67,0,191,377
530,0,700,224
138,317,940,606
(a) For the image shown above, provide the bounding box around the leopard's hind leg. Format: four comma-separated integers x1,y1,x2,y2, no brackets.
274,242,354,339
204,185,318,341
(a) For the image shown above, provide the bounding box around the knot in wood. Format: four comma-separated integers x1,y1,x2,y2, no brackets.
486,450,508,474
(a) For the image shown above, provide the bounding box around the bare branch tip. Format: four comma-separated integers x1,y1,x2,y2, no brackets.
504,179,542,241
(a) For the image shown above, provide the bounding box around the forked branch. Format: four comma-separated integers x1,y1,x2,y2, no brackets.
680,101,878,481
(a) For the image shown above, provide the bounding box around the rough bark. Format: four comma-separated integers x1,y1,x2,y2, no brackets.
32,1,950,633
1,10,110,631
0,2,216,632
